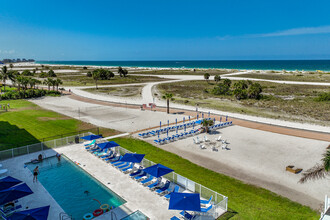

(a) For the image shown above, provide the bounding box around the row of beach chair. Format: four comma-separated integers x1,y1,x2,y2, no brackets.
153,128,202,145
83,142,214,217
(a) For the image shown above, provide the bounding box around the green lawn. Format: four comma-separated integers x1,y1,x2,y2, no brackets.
0,100,118,150
112,137,319,220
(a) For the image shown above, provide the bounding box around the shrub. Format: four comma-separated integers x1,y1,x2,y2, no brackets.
212,83,230,95
233,88,248,100
214,75,221,83
0,89,58,100
248,83,262,99
315,92,330,102
86,71,92,77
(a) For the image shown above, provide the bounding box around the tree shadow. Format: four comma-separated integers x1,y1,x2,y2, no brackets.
0,121,40,150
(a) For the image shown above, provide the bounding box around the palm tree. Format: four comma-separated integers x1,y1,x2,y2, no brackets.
162,93,174,114
92,70,100,89
201,119,214,133
0,66,15,92
299,149,330,183
50,78,56,90
54,78,63,91
43,78,52,91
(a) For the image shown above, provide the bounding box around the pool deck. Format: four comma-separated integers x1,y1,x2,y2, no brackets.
1,150,64,219
1,144,218,219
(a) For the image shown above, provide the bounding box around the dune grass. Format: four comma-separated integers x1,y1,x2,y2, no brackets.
112,137,319,220
0,100,118,150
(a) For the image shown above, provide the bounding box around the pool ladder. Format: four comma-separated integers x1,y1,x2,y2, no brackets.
59,212,73,220
110,211,118,220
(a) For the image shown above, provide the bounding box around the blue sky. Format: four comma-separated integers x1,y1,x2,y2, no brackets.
1,0,330,60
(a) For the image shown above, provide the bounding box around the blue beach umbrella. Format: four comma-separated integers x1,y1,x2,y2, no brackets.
202,113,204,119
143,164,174,178
97,141,119,150
214,118,216,123
120,153,145,163
197,114,199,120
168,192,201,212
0,176,22,191
9,205,50,220
0,183,33,205
184,124,186,132
160,121,162,129
176,126,178,134
168,120,169,127
167,129,169,137
226,116,228,121
157,130,160,139
175,118,177,125
220,116,222,122
81,135,102,140
208,111,210,117
183,117,185,123
189,116,190,121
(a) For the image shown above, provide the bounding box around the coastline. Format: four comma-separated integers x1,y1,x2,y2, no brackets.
35,60,330,72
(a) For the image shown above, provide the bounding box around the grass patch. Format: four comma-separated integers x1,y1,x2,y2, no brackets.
231,73,330,82
60,75,168,86
83,85,143,97
130,69,236,76
158,80,330,125
0,100,119,150
112,137,319,220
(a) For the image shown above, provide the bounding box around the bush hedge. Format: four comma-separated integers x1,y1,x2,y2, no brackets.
0,89,60,100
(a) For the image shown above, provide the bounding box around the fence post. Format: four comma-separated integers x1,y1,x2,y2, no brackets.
54,139,56,148
11,149,14,158
41,142,43,151
27,146,29,154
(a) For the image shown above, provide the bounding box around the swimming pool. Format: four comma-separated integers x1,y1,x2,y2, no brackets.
26,155,126,219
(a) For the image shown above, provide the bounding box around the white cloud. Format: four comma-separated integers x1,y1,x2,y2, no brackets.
216,25,330,40
249,25,330,38
0,49,16,54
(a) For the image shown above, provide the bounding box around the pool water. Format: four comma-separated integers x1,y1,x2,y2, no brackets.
121,210,149,220
26,155,126,219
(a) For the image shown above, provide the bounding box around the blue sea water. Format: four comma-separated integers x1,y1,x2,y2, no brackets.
26,155,125,219
37,60,330,71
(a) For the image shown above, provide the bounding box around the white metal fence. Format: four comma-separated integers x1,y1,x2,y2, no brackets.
116,146,228,219
0,133,228,219
0,132,92,161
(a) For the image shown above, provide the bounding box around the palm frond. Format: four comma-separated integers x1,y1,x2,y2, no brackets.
299,164,328,183
323,149,330,171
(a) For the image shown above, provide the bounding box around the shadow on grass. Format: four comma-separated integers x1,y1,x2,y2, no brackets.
219,208,238,219
0,121,40,151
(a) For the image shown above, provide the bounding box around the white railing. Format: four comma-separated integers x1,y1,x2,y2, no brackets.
0,132,92,161
116,146,228,219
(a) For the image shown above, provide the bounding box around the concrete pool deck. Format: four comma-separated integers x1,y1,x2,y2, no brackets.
1,143,219,219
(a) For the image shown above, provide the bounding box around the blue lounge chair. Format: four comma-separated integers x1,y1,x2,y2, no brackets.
179,211,195,220
104,153,117,161
170,217,180,220
141,176,154,185
200,195,213,205
84,139,96,146
201,205,213,212
121,163,134,172
115,162,129,168
164,185,179,199
110,156,123,164
147,178,161,189
130,169,142,177
100,150,113,159
155,181,171,194
134,172,147,180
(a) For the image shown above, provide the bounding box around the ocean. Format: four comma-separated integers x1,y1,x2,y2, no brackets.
37,60,330,71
